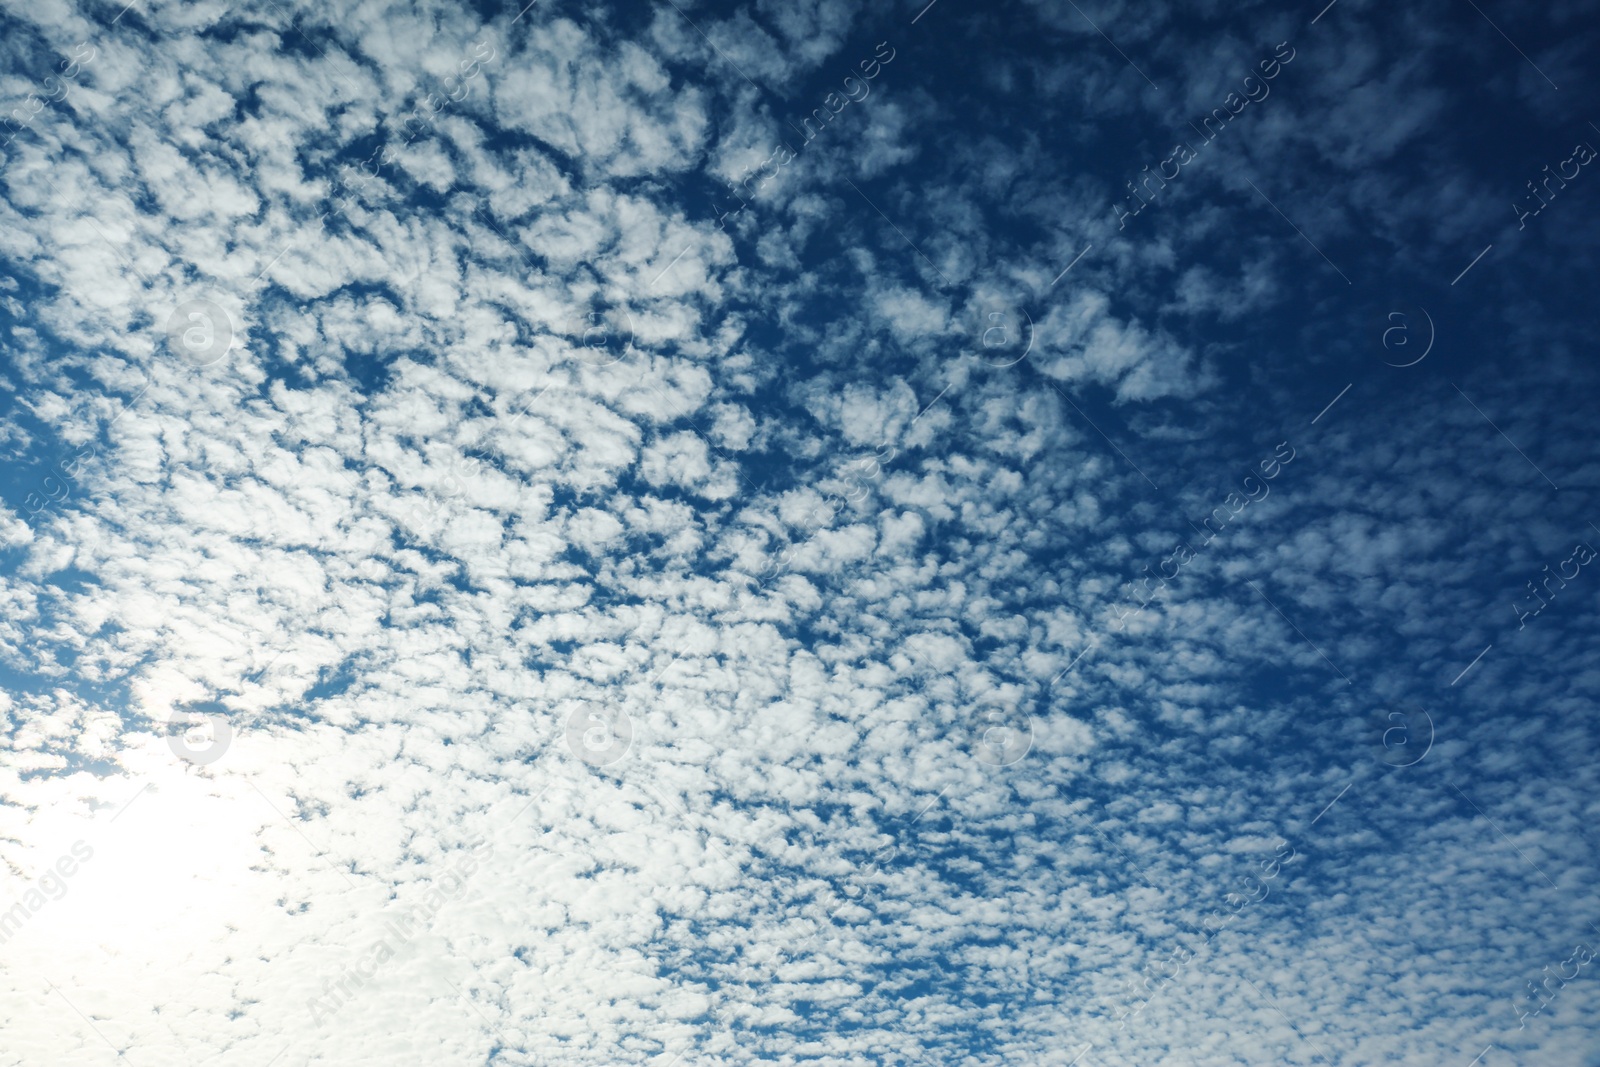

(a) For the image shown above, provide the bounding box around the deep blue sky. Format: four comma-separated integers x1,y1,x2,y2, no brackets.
1,0,1598,1064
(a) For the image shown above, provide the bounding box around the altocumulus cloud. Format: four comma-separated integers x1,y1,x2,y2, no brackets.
2,0,1600,1064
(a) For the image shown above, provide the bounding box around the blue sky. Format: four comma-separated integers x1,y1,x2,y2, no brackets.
1,0,1599,1064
